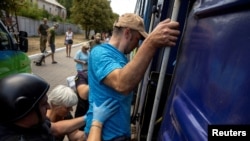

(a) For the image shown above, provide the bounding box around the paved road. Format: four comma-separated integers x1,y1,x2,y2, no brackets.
29,43,84,93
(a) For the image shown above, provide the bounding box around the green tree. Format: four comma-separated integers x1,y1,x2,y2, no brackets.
57,0,73,19
17,1,50,20
0,0,62,21
70,0,119,39
0,0,23,18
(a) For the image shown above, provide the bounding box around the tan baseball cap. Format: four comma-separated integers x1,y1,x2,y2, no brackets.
113,13,148,38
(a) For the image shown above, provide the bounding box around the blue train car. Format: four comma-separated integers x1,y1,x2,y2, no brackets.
133,0,250,141
132,0,190,140
159,0,250,140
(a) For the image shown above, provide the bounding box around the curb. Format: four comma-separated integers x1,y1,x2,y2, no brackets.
28,42,85,59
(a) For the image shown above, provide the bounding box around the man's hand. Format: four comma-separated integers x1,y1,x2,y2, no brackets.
145,18,180,48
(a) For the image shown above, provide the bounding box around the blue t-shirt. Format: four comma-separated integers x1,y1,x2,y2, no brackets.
74,50,89,71
85,43,133,140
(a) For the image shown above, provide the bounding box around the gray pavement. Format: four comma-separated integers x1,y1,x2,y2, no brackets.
29,43,84,93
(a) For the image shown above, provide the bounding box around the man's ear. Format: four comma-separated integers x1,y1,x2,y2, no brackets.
124,28,132,39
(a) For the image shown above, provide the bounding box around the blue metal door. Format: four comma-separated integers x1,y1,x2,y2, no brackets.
159,0,250,140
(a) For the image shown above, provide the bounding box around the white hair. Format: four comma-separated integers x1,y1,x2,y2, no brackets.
48,85,78,107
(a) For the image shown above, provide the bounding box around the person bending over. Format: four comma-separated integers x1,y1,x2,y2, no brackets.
47,85,84,141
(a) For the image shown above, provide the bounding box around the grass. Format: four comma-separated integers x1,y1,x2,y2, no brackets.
26,34,87,55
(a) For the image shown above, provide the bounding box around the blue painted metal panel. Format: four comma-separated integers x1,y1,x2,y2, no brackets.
159,0,250,140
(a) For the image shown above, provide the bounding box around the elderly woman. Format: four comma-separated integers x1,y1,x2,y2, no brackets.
47,85,85,141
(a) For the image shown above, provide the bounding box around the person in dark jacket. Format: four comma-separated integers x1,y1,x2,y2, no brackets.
38,18,49,53
0,73,54,140
0,73,119,141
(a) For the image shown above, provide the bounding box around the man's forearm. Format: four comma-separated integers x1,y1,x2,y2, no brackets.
87,121,102,141
51,116,85,136
105,39,157,95
121,40,156,92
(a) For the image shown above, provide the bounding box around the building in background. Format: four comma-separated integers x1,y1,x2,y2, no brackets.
34,0,66,19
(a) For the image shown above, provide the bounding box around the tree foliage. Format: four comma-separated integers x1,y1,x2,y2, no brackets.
57,0,73,18
0,0,62,21
0,0,24,18
70,0,119,39
17,1,49,20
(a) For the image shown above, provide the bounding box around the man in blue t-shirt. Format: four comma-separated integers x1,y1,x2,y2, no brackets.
85,13,180,140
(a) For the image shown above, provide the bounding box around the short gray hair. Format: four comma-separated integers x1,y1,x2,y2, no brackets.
48,85,78,107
